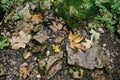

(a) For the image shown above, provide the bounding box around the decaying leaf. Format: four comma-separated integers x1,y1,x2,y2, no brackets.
48,21,63,32
9,31,31,50
33,31,49,44
31,14,43,24
72,70,84,79
55,35,64,43
90,29,100,41
18,65,29,79
19,3,31,21
23,51,31,59
52,44,60,53
68,32,83,49
17,21,34,34
82,39,93,49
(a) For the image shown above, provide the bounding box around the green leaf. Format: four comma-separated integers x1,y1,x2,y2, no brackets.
0,38,9,49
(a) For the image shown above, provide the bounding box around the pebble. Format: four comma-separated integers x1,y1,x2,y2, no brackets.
36,74,41,79
103,44,107,47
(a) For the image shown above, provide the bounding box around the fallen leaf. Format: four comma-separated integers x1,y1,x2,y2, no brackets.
48,21,63,32
39,60,46,68
82,39,93,49
23,51,31,59
90,29,100,41
9,31,31,50
55,35,64,43
31,14,43,24
18,65,29,79
19,3,31,21
68,32,83,49
33,31,49,43
52,44,60,53
72,70,84,79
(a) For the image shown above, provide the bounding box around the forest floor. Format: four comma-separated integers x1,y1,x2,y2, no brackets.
0,3,120,80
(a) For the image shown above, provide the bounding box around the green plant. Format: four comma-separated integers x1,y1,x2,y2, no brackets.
94,0,115,33
0,0,13,11
111,0,120,15
0,37,9,49
94,0,120,33
54,0,97,29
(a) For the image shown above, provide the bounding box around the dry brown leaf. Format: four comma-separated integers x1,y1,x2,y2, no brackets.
33,31,49,43
55,35,64,43
72,70,84,79
19,65,29,79
23,51,31,59
48,21,63,32
68,32,83,49
82,39,93,49
9,31,31,50
31,14,43,24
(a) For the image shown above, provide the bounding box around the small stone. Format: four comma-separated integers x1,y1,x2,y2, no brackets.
20,62,28,66
46,50,50,56
36,74,41,78
103,44,107,47
98,27,104,33
34,57,37,61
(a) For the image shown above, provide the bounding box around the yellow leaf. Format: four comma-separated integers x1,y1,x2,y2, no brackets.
68,32,77,41
52,44,60,53
74,36,83,43
68,32,83,49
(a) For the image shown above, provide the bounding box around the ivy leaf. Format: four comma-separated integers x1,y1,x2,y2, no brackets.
0,38,9,49
90,29,100,41
52,44,60,53
68,32,83,49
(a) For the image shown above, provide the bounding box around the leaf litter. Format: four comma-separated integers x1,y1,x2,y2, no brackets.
1,3,117,79
9,31,31,50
